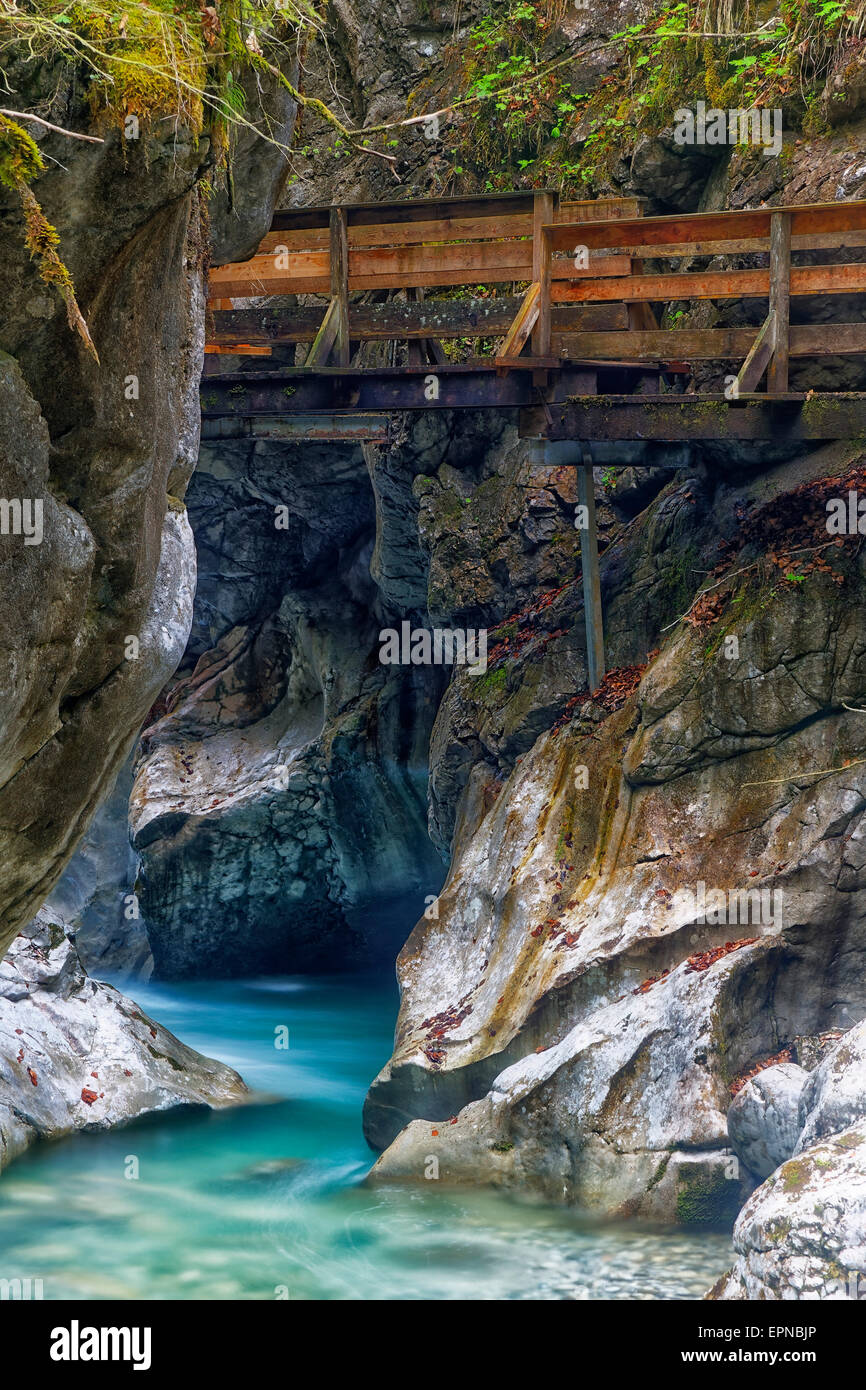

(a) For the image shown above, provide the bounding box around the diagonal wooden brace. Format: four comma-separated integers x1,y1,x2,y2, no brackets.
495,281,541,371
305,296,342,368
735,312,776,394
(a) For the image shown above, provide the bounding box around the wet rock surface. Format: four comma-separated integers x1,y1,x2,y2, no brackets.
716,1022,866,1299
0,909,246,1175
364,443,866,1224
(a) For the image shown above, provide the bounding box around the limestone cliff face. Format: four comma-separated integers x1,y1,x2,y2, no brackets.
0,69,205,960
0,56,294,964
363,443,866,1225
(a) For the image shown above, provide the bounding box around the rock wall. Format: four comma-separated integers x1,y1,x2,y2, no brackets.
363,443,866,1226
0,63,207,961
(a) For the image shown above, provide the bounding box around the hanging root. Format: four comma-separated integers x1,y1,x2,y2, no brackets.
17,181,99,363
0,111,98,362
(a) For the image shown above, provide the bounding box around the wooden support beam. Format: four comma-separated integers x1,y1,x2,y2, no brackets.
496,281,541,366
735,313,776,394
330,206,350,367
767,210,791,393
532,192,555,363
578,452,605,693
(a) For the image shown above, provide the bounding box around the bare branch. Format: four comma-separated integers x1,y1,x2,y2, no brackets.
0,108,104,143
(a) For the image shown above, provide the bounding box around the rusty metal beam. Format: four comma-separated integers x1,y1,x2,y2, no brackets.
200,365,597,416
200,413,390,442
519,393,866,442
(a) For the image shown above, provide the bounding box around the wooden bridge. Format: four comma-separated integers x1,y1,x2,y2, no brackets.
201,190,866,688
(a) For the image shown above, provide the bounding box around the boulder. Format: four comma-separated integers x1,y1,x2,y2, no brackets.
727,1064,809,1180
0,909,246,1174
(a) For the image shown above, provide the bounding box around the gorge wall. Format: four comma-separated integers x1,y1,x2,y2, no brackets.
3,0,866,1300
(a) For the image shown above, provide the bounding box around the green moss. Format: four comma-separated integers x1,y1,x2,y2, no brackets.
647,1153,671,1191
765,1215,792,1244
675,1165,741,1228
834,1131,864,1151
491,1140,515,1153
0,114,44,190
780,1157,813,1193
146,1044,185,1072
473,665,508,701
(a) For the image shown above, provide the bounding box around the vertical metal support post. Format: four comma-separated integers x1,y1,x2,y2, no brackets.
578,447,606,693
767,210,790,394
330,205,349,367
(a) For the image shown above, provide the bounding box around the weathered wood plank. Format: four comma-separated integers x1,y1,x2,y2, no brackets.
208,300,630,346
269,191,547,234
260,214,534,254
547,229,866,260
557,322,866,360
200,364,598,414
209,245,631,299
545,200,866,252
552,261,866,303
767,211,791,393
558,197,645,222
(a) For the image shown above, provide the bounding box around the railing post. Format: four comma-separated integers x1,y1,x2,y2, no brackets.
767,210,791,393
532,191,555,366
330,205,349,366
578,447,605,694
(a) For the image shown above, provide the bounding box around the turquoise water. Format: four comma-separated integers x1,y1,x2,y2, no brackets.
0,975,732,1300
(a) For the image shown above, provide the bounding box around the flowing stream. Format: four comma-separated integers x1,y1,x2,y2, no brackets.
0,974,732,1300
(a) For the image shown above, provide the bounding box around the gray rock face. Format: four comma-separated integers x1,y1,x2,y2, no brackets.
716,1022,866,1299
45,758,152,980
0,909,246,1175
130,427,451,977
364,445,866,1223
0,75,206,960
728,1065,809,1180
0,51,299,966
208,65,298,263
797,1020,866,1153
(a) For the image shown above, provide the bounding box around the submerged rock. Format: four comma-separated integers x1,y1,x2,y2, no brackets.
0,909,246,1175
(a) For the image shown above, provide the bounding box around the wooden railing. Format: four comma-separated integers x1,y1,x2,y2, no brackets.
543,201,866,392
206,193,866,394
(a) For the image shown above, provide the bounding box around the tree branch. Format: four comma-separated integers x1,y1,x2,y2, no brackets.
0,108,104,143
